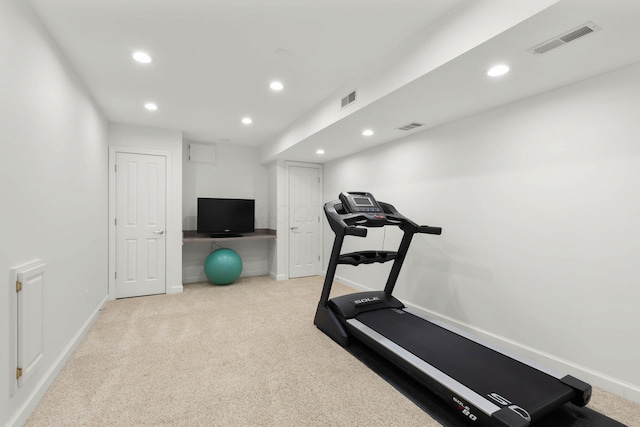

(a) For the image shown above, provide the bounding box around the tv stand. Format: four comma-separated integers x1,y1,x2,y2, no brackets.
182,229,276,243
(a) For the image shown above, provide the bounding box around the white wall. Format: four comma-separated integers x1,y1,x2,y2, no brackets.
324,62,640,402
182,143,270,283
109,123,183,294
1,0,109,425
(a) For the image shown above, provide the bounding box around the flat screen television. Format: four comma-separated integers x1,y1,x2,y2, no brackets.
197,198,255,236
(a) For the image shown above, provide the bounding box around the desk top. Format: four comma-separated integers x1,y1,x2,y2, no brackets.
182,228,276,243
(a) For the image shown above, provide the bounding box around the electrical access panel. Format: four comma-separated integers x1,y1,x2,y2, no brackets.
339,192,386,222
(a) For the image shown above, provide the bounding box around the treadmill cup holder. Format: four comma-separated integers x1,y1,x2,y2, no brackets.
337,250,398,266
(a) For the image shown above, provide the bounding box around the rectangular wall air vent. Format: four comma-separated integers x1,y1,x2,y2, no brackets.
397,122,424,131
528,21,601,55
341,91,357,109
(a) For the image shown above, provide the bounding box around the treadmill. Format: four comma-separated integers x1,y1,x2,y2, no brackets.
314,191,591,427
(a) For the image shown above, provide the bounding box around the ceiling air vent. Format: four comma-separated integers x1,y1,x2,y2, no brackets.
341,91,357,109
528,21,601,55
397,122,424,131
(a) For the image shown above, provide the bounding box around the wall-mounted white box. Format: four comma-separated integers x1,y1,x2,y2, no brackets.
188,143,217,164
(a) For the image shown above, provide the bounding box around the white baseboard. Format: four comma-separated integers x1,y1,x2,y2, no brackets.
334,275,640,404
404,301,640,403
167,283,183,294
182,275,203,285
6,295,109,427
334,275,369,292
269,271,287,281
183,270,271,285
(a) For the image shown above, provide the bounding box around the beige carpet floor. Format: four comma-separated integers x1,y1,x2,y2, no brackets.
25,276,640,426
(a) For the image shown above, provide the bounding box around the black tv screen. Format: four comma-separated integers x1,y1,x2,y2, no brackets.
197,198,255,236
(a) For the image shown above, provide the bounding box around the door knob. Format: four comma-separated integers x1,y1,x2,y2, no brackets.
153,230,165,235
290,226,298,230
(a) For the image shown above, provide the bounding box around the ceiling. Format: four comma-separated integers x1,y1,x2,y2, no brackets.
27,0,640,164
27,0,459,145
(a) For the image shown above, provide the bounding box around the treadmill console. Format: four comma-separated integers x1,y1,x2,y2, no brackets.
339,192,386,222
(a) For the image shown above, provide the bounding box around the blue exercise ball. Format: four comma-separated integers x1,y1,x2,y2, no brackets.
204,248,243,285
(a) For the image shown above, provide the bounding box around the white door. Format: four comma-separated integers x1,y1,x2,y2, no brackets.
289,165,321,278
115,152,166,298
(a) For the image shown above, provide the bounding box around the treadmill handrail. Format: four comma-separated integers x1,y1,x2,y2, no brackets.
324,199,440,236
418,225,443,235
324,200,368,237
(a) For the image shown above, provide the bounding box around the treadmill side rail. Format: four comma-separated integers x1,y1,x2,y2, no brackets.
346,319,503,417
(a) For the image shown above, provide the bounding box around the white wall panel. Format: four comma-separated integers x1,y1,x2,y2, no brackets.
188,143,217,164
16,262,46,389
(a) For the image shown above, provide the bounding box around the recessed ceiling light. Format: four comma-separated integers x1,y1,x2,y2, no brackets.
144,102,158,111
487,64,510,77
270,81,284,91
362,129,374,136
316,149,325,155
133,51,152,64
242,117,253,125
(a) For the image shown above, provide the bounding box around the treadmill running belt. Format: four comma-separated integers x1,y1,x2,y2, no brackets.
356,309,574,418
